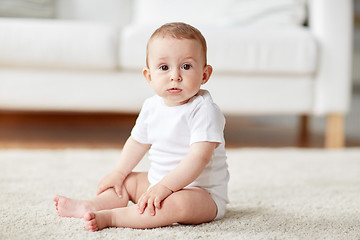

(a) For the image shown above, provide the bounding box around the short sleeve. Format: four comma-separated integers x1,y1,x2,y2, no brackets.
131,99,151,144
189,101,225,145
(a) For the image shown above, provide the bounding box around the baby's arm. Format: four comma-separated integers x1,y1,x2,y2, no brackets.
97,136,150,197
137,141,217,215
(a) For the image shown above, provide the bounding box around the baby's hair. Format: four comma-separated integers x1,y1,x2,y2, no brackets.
146,22,208,67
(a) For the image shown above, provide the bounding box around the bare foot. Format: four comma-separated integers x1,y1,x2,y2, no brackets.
84,211,112,232
53,195,94,218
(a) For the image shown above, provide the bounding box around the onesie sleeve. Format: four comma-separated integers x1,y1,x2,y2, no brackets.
189,101,225,145
131,99,151,145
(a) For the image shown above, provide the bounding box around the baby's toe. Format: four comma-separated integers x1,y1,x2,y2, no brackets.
53,195,58,202
53,195,61,203
84,212,98,231
84,212,95,221
86,219,98,231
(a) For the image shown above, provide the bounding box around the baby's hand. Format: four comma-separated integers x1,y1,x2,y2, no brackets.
137,184,173,216
97,171,126,198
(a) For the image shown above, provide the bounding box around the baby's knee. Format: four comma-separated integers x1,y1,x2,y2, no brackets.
123,173,137,202
164,193,193,219
123,172,148,203
164,189,217,224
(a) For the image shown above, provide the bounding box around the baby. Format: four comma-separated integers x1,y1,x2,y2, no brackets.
54,22,229,231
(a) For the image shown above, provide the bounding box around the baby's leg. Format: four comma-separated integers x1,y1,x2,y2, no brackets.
54,172,149,218
54,188,126,218
84,187,217,231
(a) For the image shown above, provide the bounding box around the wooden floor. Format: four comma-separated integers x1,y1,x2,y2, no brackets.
1,112,359,149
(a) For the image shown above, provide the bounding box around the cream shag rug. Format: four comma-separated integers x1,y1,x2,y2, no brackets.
0,148,359,240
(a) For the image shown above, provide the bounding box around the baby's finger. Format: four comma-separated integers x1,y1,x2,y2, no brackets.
148,198,156,216
114,185,123,198
137,194,147,214
154,197,161,210
97,184,108,195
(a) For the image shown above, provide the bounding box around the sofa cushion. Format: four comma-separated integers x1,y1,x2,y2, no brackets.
0,69,153,113
206,74,314,114
203,26,317,74
119,25,317,75
0,18,118,70
133,0,307,27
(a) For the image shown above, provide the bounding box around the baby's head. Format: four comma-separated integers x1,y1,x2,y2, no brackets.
143,22,212,107
146,22,208,68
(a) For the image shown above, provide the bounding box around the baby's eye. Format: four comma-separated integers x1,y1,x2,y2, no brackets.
160,65,169,71
182,64,192,70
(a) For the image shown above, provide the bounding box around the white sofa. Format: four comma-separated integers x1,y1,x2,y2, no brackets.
0,0,353,148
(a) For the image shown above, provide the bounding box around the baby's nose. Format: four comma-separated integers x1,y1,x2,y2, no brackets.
170,71,182,81
170,76,182,81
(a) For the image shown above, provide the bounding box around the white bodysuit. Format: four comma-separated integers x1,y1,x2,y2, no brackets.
131,89,229,220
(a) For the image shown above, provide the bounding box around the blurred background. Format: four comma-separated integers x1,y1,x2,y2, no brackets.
0,0,359,149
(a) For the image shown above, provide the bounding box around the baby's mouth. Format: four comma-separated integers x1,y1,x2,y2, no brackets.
167,88,182,93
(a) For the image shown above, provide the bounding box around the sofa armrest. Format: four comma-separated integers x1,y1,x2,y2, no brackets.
309,0,353,114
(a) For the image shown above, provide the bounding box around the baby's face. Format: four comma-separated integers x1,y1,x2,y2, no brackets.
143,37,211,106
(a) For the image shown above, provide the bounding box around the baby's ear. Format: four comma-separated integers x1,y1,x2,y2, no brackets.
142,68,151,83
202,65,213,84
